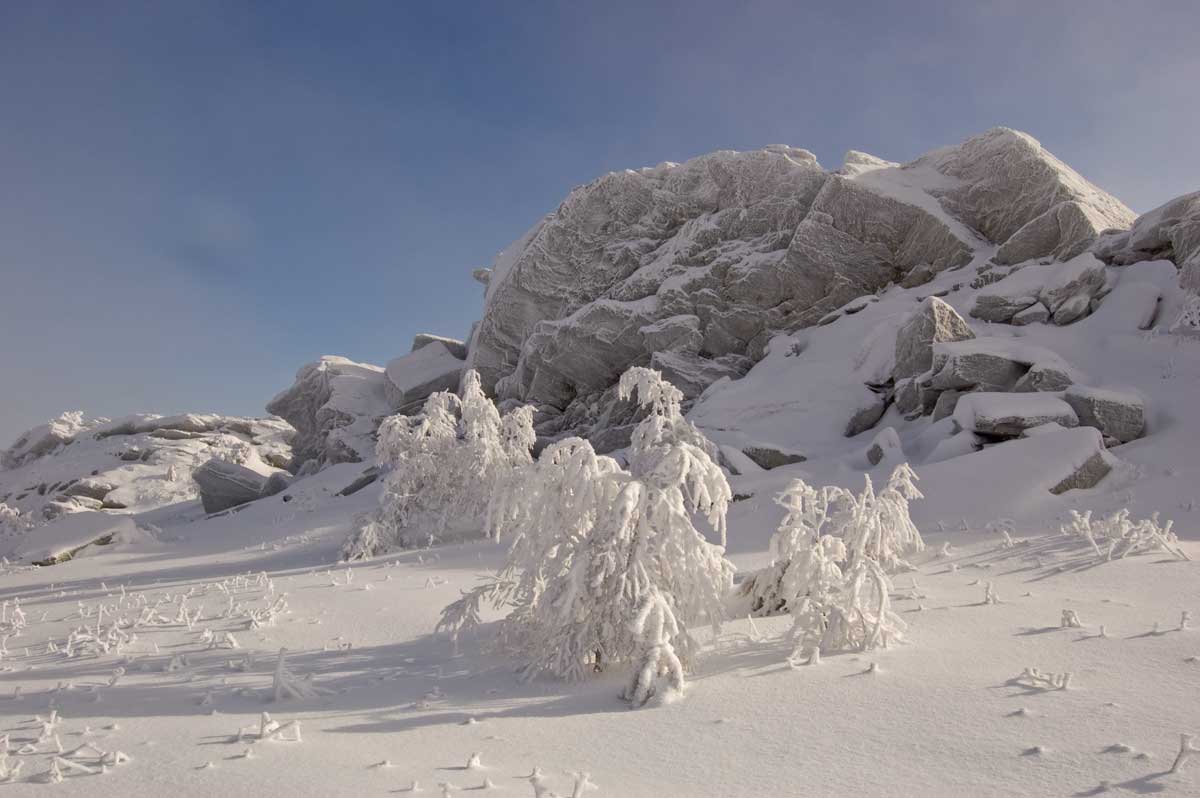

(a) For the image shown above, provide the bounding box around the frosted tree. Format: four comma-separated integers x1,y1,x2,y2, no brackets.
739,463,920,662
342,370,535,559
0,503,30,537
440,367,734,704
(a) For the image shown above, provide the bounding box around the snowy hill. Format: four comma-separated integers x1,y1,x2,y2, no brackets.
1,128,1199,796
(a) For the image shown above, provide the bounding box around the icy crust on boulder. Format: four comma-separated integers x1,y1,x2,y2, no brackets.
267,355,393,467
466,128,1134,449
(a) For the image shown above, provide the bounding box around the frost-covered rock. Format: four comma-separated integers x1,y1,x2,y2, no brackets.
953,392,1079,438
0,410,293,522
1,511,145,565
844,392,890,438
892,296,974,380
741,445,806,471
1063,385,1146,443
866,427,903,465
2,411,88,469
649,350,750,399
192,458,270,514
639,315,703,354
267,356,393,467
462,128,1130,444
1011,302,1050,326
914,127,1134,248
1094,191,1200,291
411,333,467,360
930,339,1082,393
995,200,1118,266
384,341,465,413
970,254,1108,324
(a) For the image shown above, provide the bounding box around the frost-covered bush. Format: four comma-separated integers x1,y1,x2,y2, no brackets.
439,367,734,705
738,463,923,663
0,502,31,539
1170,294,1200,336
1061,508,1189,562
341,371,535,559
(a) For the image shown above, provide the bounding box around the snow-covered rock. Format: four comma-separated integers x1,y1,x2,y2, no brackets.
892,296,974,380
970,254,1108,324
463,127,1133,447
914,127,1134,250
649,350,750,399
929,338,1081,393
866,427,903,465
1063,385,1146,444
1,511,146,564
1095,191,1200,291
411,333,468,360
192,458,271,514
2,411,89,469
267,355,393,467
384,341,465,413
952,392,1079,438
740,445,806,471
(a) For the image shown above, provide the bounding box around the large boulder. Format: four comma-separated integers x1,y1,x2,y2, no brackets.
1063,385,1146,443
892,297,975,381
994,200,1118,266
1095,191,1200,291
267,356,393,467
411,333,467,360
384,341,465,413
192,458,269,514
930,339,1082,393
953,392,1079,438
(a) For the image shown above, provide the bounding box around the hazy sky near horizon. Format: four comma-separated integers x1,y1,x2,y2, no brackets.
2,0,1198,444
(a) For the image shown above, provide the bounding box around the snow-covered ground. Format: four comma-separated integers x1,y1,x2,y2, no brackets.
0,461,1197,796
2,131,1199,795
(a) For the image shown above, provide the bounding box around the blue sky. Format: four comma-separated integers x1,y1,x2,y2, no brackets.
2,0,1197,444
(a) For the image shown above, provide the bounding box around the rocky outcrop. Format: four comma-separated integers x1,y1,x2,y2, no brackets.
970,254,1108,325
2,411,89,469
461,128,1134,447
914,127,1134,249
1063,385,1146,443
267,356,393,467
893,297,975,380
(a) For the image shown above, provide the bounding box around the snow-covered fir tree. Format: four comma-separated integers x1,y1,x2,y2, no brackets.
439,367,734,704
341,370,535,559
